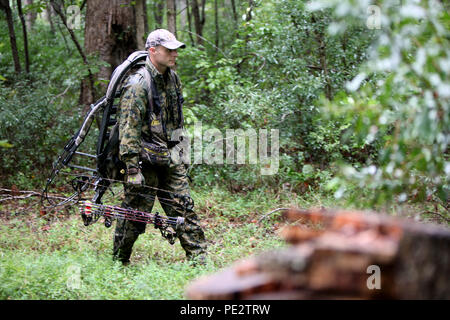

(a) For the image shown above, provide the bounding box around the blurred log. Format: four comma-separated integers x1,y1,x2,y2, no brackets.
186,208,450,299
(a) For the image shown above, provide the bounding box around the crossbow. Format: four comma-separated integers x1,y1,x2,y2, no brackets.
40,50,185,242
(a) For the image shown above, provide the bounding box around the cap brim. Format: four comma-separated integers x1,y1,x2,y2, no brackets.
161,40,186,50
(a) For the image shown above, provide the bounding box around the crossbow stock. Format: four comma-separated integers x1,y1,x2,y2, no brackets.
40,50,186,242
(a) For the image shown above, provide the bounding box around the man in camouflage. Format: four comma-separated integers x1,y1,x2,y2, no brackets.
112,29,207,265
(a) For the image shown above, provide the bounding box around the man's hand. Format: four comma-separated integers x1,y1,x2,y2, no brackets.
127,167,145,185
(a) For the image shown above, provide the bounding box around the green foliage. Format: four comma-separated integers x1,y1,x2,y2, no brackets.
1,0,446,211
309,0,450,207
0,12,101,189
0,140,13,148
176,0,374,192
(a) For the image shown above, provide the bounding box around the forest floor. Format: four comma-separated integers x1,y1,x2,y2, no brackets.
0,184,447,299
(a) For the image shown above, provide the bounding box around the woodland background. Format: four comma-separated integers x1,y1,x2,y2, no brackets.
0,0,448,299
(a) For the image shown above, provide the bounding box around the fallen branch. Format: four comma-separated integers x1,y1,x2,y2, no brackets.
0,188,68,202
0,191,41,202
258,207,289,223
424,210,450,223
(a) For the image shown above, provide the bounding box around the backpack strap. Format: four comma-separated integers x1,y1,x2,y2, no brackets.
137,66,168,141
137,67,184,142
137,67,155,115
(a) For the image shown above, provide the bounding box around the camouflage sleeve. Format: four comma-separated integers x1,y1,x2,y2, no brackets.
174,71,184,101
118,74,148,169
173,71,185,126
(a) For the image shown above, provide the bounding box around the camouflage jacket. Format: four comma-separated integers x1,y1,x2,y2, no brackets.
118,56,184,170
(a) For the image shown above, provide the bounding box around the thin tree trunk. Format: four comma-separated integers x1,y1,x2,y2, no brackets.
0,0,21,73
230,0,240,40
214,0,219,52
24,0,36,30
50,1,90,66
311,14,332,100
230,0,238,24
17,0,30,73
154,0,164,29
50,0,95,109
185,0,194,46
167,0,176,36
45,3,55,33
143,0,148,34
55,19,71,54
190,0,205,46
80,0,87,11
245,0,254,22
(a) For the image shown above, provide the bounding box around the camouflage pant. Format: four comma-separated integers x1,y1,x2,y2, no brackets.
112,163,207,263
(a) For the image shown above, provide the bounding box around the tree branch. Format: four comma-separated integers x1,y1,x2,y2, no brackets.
258,208,290,223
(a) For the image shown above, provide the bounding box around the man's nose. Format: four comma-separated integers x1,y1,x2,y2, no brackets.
171,50,178,57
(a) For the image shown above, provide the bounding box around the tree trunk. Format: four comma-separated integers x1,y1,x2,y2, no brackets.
190,0,205,46
166,0,176,36
230,0,238,24
184,0,194,46
214,0,219,52
80,0,139,109
45,3,55,33
135,0,147,49
153,0,165,29
17,0,30,73
0,0,22,73
142,0,148,35
245,0,253,22
24,0,36,30
311,14,332,100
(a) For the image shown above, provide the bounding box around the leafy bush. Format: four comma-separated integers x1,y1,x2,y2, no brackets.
178,0,375,192
0,18,101,189
309,0,450,207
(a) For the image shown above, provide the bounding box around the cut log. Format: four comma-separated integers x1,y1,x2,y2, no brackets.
186,208,450,299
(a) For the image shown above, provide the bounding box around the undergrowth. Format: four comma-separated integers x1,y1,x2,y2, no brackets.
0,185,322,300
0,183,447,300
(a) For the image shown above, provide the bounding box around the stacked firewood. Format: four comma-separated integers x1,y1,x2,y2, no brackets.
186,208,450,299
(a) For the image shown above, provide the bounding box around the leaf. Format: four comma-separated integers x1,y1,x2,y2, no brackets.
302,164,314,175
0,140,13,148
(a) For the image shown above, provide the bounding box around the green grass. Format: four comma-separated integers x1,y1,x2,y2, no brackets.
0,185,310,300
1,184,447,300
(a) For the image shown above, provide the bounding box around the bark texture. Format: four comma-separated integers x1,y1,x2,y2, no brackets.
186,208,450,299
81,0,140,107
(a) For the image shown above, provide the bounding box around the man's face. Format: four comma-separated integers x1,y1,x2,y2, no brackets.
150,45,179,71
